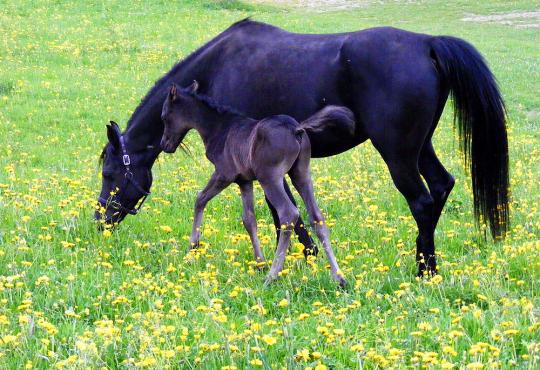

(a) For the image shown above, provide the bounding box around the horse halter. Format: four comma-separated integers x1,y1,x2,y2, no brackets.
98,136,151,216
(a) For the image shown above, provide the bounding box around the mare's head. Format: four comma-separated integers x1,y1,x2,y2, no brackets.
95,121,154,226
160,81,199,153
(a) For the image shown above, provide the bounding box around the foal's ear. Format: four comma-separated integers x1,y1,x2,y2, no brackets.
106,121,121,150
186,80,199,93
169,84,178,102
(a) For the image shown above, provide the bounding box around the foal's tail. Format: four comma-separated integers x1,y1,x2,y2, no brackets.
298,105,355,136
430,36,509,239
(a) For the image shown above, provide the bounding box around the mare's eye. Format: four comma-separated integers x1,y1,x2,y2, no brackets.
102,171,114,179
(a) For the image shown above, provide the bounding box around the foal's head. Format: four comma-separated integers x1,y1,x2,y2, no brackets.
95,121,154,225
160,81,199,153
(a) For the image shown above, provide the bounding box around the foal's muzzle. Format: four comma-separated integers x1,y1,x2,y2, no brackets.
160,136,179,153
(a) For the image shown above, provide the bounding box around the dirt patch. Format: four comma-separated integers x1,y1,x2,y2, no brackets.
251,1,428,12
250,0,369,12
526,110,540,121
462,10,540,29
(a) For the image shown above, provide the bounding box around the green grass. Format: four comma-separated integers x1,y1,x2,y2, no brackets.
0,0,539,368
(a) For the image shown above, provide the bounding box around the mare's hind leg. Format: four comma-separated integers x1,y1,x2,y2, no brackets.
368,117,437,276
289,159,347,288
259,179,300,286
189,172,230,249
385,158,437,275
419,142,455,229
267,180,318,258
239,182,266,265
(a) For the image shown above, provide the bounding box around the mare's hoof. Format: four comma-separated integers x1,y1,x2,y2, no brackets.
303,244,319,258
256,262,268,272
416,267,438,279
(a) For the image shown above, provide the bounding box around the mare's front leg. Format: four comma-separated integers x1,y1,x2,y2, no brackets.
189,172,230,249
259,178,300,286
239,182,266,266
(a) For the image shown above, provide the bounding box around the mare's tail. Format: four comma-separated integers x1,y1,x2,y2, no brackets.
430,36,509,239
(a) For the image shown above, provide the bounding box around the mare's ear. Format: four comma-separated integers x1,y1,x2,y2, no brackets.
107,121,121,150
169,84,178,102
186,80,199,93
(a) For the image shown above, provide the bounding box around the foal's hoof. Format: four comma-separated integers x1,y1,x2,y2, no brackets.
264,275,278,287
336,276,348,289
188,241,200,251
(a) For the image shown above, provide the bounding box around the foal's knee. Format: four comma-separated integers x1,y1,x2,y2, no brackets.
310,209,324,225
194,193,207,212
279,207,299,229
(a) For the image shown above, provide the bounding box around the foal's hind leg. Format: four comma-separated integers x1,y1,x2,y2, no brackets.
189,172,230,249
289,154,347,287
239,182,266,265
419,142,455,229
259,179,300,285
266,180,318,258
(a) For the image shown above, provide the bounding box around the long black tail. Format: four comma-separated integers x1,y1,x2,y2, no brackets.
431,36,509,239
298,105,355,135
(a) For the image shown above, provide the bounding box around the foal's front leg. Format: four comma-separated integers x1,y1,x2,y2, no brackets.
239,182,266,265
189,172,230,249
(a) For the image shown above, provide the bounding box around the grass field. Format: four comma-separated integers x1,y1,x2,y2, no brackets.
1,0,539,368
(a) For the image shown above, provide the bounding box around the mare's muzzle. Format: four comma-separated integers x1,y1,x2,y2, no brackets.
96,136,151,225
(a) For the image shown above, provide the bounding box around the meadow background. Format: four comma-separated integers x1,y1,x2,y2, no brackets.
0,0,539,368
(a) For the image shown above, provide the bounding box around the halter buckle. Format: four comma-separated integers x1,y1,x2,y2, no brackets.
123,155,131,166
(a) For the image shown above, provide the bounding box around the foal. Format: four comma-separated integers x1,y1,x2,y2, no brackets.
160,82,354,287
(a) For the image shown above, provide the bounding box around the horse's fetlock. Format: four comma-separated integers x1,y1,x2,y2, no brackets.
242,212,256,228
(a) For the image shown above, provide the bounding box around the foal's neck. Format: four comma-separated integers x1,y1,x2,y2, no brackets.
187,101,242,146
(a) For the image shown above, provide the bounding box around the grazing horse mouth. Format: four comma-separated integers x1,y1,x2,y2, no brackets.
94,208,127,228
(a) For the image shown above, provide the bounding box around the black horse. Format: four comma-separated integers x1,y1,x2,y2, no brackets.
96,19,509,276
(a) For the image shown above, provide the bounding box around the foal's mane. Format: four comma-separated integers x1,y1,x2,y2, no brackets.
178,87,246,118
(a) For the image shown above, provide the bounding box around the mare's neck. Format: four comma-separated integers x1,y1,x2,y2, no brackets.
122,92,166,166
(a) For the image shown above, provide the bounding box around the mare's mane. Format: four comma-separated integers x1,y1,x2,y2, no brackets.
126,17,254,129
98,17,255,165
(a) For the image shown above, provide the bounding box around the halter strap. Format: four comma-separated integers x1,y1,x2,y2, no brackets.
120,136,131,167
98,136,151,216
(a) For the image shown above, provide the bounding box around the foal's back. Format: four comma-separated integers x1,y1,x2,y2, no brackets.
249,115,305,180
221,115,304,182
